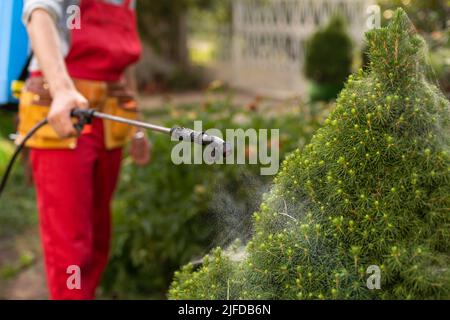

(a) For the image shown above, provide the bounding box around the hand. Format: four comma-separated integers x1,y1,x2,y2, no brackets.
129,131,152,166
48,88,89,138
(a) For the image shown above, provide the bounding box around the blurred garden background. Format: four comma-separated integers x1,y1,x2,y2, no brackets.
0,0,448,299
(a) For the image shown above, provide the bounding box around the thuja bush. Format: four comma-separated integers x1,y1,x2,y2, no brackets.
305,16,353,102
170,9,450,300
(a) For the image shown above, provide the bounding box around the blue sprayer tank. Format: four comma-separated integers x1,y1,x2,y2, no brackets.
0,0,29,106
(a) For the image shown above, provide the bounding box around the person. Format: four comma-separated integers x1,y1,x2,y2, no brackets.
18,0,151,299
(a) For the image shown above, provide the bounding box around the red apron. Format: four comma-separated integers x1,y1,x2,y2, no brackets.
66,0,142,82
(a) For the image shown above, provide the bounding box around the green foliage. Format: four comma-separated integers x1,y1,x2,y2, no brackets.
429,46,450,99
0,110,14,177
0,110,16,176
170,9,450,300
1,251,35,280
304,16,353,86
170,247,237,300
0,111,36,237
378,0,448,34
0,139,14,175
166,67,204,91
0,160,36,238
0,110,15,139
137,0,221,58
101,96,328,298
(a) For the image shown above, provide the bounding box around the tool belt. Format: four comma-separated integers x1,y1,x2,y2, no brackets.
17,77,138,150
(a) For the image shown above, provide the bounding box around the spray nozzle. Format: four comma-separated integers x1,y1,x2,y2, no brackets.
170,127,232,158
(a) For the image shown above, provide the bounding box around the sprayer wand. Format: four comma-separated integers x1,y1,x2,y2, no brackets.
71,109,231,151
0,109,231,199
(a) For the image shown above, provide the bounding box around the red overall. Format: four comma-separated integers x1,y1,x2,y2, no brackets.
30,0,141,299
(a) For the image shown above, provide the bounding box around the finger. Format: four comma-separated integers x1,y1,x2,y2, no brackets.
54,113,77,137
77,97,89,110
48,115,65,138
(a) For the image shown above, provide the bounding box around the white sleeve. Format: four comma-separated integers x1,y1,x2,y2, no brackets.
22,0,65,24
22,0,74,73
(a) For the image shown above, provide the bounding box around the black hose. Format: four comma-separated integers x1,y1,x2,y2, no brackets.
0,119,48,199
0,110,91,199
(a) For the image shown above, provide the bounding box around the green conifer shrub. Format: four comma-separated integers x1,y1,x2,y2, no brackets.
305,16,353,102
170,9,450,300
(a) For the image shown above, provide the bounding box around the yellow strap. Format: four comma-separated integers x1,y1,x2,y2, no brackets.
11,80,25,99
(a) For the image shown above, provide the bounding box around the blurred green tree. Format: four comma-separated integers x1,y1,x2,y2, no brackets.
137,0,223,68
378,0,448,34
304,16,353,102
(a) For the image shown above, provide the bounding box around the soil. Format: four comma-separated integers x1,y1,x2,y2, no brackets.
0,227,48,300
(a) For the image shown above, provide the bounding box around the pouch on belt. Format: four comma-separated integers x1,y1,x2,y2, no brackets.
17,78,137,150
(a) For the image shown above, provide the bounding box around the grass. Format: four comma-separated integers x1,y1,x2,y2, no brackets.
0,166,37,238
0,250,35,279
0,109,16,138
0,109,37,238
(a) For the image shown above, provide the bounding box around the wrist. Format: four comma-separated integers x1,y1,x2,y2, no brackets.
49,76,75,97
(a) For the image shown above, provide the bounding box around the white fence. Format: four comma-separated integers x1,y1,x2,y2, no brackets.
213,0,375,98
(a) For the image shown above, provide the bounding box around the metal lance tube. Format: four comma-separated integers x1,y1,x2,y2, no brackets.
71,109,232,157
72,109,171,134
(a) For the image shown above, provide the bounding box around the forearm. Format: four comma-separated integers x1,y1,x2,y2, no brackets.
25,9,88,138
26,9,75,96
